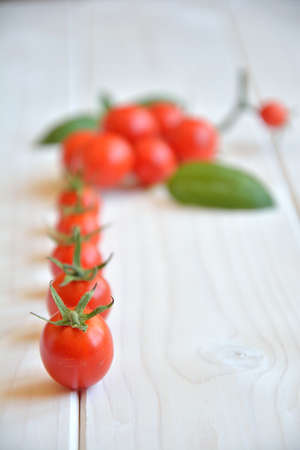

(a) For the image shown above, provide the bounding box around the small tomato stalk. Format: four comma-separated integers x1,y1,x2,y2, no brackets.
217,69,251,132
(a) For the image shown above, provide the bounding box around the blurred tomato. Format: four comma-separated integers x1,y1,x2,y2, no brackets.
148,102,183,138
169,117,218,161
103,105,158,143
134,137,177,186
81,132,134,187
62,131,95,172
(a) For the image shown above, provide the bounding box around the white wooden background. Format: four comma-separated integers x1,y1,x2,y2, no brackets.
1,1,300,449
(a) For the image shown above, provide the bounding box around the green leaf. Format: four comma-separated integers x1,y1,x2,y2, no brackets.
37,114,98,145
98,93,114,113
81,298,114,321
49,283,70,316
75,285,97,314
167,162,275,210
136,94,184,108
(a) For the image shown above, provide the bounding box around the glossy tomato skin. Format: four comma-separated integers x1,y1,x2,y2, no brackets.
103,105,158,143
50,242,103,278
148,102,183,138
62,131,95,172
134,137,177,186
56,212,100,245
47,271,112,319
82,133,134,188
40,311,113,389
259,101,288,127
58,185,101,216
169,117,218,162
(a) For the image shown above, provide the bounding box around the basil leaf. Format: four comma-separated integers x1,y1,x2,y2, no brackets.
136,95,184,108
37,114,98,145
167,162,275,209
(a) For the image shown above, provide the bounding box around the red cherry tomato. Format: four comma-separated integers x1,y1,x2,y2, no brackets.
47,271,112,319
148,102,183,138
62,131,95,172
169,117,218,162
103,105,158,143
259,101,288,127
50,242,103,278
58,185,101,216
134,137,177,186
40,309,113,389
56,212,100,245
81,133,134,188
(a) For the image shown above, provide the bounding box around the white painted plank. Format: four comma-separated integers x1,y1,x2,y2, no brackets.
230,0,300,211
0,3,78,449
69,2,300,450
2,2,300,450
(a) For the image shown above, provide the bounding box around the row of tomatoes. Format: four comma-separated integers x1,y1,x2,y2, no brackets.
62,99,288,190
35,97,288,390
34,175,115,390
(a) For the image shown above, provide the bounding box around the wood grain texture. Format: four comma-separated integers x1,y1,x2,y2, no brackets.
74,2,300,450
230,0,300,213
0,3,78,450
1,1,300,450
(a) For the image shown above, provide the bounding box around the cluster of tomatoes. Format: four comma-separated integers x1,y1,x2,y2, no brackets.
62,101,221,188
62,98,289,190
33,173,115,390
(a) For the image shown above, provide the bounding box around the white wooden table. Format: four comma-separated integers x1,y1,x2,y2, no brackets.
1,1,300,449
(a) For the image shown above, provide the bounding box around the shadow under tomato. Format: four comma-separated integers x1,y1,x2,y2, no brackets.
11,328,41,344
28,253,48,264
222,139,259,157
3,379,69,400
26,176,63,201
27,225,52,238
22,287,47,302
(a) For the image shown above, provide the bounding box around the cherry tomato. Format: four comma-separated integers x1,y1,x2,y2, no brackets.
81,132,134,187
58,184,101,216
40,309,113,389
47,271,112,319
169,117,218,162
259,101,288,127
148,102,183,138
134,137,177,186
103,105,158,143
50,242,103,278
56,212,100,245
62,131,95,172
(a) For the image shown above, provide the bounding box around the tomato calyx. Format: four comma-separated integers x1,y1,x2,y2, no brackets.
31,283,114,332
48,227,113,285
48,225,106,246
65,172,85,196
61,198,96,217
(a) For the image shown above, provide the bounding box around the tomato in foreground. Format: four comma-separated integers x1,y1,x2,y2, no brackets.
62,130,95,173
134,137,177,186
169,117,218,162
82,132,134,187
148,102,183,138
259,101,288,127
36,284,114,390
103,105,158,143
